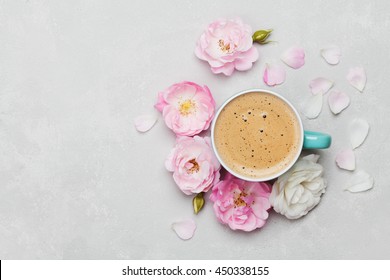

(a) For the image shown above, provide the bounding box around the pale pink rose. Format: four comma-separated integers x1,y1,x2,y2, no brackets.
155,81,215,137
195,18,259,76
210,173,271,231
165,136,220,195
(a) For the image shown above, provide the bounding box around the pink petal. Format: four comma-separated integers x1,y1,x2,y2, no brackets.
263,63,286,86
280,46,305,69
211,63,235,76
309,77,334,95
134,114,157,132
328,90,350,114
347,66,366,92
335,149,355,171
320,45,341,65
345,170,374,193
350,119,369,149
171,219,196,240
303,93,323,119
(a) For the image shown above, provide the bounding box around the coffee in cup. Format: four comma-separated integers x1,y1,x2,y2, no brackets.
211,89,331,182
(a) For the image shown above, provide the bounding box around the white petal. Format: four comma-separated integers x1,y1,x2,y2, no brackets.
134,114,157,132
303,93,323,119
345,170,374,193
172,219,196,240
347,66,366,92
302,154,320,163
350,119,369,149
263,63,286,86
335,149,355,171
320,45,341,65
328,90,350,114
309,77,334,95
280,46,305,69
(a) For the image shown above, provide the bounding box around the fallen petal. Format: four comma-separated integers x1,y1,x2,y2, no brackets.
172,219,196,240
335,149,355,170
328,90,350,114
303,93,323,119
320,45,341,65
345,170,374,193
280,46,305,69
309,77,334,95
350,119,369,149
347,66,366,92
134,114,157,132
263,63,286,86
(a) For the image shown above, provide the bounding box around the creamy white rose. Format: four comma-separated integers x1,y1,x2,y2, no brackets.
269,154,326,219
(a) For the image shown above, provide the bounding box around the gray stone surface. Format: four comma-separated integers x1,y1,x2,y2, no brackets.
0,0,389,259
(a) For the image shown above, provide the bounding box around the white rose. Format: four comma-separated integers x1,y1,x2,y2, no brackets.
269,154,326,219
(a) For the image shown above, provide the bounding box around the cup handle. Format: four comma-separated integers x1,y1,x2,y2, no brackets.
303,131,332,149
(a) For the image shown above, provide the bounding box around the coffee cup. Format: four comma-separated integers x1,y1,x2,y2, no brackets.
211,89,331,182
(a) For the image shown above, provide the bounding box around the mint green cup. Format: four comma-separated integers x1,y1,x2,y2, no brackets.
211,89,331,182
302,130,332,149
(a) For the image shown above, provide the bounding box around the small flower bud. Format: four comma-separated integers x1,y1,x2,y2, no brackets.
252,29,273,44
193,192,205,214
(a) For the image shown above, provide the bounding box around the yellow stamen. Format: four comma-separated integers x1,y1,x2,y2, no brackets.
179,99,196,116
218,39,237,53
187,159,200,174
233,189,250,208
218,39,231,52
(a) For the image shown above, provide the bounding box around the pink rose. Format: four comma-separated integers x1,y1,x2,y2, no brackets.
155,81,215,137
165,136,220,195
210,173,271,231
195,17,259,76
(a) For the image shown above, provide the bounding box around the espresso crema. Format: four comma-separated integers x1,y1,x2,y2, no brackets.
213,91,302,179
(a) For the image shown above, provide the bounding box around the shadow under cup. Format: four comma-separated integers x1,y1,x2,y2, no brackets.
211,89,331,182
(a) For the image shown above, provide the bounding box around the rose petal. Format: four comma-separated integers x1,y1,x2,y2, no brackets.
347,66,366,92
303,93,323,119
134,114,157,132
309,77,334,95
350,119,369,149
172,219,196,240
335,149,355,171
345,170,374,193
263,63,286,86
320,45,341,65
328,90,350,114
280,46,305,69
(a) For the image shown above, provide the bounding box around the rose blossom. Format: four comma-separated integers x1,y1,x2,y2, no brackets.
195,17,259,76
210,173,271,232
165,136,220,195
155,81,215,136
269,154,326,219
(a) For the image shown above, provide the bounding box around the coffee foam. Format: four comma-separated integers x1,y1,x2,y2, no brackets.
214,91,301,179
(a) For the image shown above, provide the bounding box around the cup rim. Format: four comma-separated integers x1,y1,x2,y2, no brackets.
211,88,304,182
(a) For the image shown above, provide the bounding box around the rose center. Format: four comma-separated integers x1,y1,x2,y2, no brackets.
233,189,254,208
179,99,196,116
186,159,200,174
218,39,236,53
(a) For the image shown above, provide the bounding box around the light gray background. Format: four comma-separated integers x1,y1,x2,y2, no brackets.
1,0,389,259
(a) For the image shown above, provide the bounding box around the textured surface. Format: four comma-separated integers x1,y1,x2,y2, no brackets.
1,0,389,259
